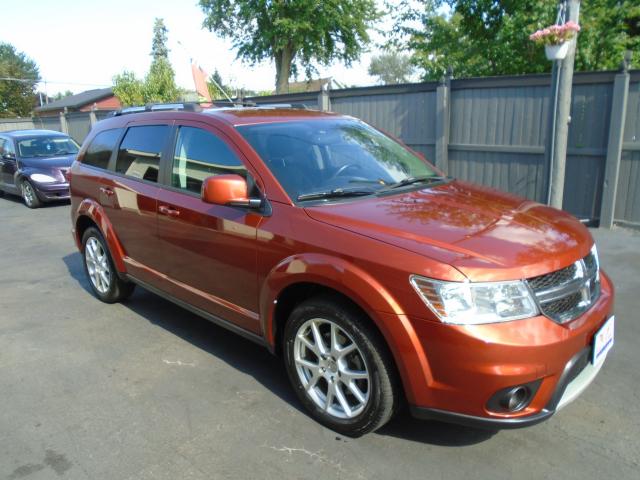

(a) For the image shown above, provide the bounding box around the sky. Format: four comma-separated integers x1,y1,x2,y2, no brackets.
1,0,404,96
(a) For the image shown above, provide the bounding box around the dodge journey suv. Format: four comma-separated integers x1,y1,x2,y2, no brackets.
70,104,614,436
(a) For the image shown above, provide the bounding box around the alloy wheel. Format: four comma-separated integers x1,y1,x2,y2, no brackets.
293,318,370,419
21,182,36,207
85,237,111,294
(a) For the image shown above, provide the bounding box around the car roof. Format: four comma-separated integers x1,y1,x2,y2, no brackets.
104,107,341,129
202,107,340,126
1,129,70,139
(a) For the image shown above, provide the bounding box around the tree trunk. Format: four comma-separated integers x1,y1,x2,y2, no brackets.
275,46,293,94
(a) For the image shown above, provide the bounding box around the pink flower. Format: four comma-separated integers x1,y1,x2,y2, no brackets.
564,21,581,32
529,21,581,45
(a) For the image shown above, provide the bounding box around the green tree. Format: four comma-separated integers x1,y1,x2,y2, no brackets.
368,51,414,84
0,43,39,117
144,57,179,103
207,69,232,99
393,0,639,80
113,71,145,106
53,90,74,101
199,0,380,94
113,18,179,106
151,18,170,61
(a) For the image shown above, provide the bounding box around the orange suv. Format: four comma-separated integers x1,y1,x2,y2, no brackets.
70,104,614,436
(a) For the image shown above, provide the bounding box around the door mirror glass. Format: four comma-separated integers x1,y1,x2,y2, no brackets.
202,174,262,208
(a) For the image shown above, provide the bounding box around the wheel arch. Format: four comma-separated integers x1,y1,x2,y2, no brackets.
261,253,432,404
74,199,127,273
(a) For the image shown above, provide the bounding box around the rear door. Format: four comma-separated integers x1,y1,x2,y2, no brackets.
155,122,264,333
102,122,172,287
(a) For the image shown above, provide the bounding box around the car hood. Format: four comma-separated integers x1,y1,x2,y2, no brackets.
19,155,75,169
304,181,593,282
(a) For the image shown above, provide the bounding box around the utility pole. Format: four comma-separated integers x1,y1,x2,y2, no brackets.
548,0,580,209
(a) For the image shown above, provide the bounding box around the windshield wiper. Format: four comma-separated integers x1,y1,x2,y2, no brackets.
382,175,450,191
297,188,377,201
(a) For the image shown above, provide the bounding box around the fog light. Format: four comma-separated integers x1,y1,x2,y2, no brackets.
501,386,530,411
486,380,541,413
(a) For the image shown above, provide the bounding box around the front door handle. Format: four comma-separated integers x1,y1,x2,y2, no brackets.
99,186,115,197
158,205,181,217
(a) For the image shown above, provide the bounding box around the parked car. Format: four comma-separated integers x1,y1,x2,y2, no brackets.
0,129,79,208
69,104,614,437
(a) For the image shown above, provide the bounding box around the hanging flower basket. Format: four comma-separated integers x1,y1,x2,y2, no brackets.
545,42,570,60
529,21,581,61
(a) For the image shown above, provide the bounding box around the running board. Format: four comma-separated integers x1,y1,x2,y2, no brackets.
126,275,269,350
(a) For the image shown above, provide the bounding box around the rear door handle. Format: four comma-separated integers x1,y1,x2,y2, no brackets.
158,205,181,217
99,187,115,197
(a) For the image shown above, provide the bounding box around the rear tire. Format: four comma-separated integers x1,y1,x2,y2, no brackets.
283,295,399,437
81,227,135,303
21,180,41,208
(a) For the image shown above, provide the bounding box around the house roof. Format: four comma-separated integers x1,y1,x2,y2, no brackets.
35,87,114,112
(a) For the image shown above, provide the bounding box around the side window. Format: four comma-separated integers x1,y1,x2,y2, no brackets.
83,128,122,169
0,138,14,156
172,126,246,193
115,125,169,182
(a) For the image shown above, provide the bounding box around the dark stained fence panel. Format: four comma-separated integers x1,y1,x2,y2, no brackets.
331,91,437,163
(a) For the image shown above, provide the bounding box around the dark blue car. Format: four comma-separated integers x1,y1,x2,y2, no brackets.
0,129,79,208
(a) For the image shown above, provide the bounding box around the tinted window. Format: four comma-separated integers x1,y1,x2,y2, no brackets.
115,125,168,182
83,129,122,169
172,126,246,193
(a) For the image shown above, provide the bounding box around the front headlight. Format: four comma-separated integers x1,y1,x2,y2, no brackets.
30,173,56,183
410,275,539,325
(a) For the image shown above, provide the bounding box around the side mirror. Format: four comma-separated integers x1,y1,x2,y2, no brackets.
202,174,262,209
2,153,16,161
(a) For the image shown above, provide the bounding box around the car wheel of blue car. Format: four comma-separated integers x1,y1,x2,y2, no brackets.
20,180,41,209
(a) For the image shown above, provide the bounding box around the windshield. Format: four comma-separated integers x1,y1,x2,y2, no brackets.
237,119,438,201
17,136,80,158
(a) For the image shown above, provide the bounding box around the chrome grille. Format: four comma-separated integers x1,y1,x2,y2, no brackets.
528,263,577,291
527,252,600,324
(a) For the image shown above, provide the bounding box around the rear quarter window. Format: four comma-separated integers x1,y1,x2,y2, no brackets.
83,129,122,169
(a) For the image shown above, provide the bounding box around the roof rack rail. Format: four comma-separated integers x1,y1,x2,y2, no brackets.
112,102,203,117
209,100,257,108
250,103,309,110
111,100,310,117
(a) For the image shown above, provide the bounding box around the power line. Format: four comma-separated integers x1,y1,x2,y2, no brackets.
0,77,110,87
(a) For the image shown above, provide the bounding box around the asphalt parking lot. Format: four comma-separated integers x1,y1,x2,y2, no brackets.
1,196,639,480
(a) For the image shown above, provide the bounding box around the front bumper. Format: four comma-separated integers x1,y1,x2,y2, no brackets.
33,182,70,201
400,271,614,427
410,345,607,429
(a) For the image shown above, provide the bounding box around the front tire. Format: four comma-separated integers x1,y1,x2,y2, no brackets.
21,180,41,208
283,296,399,437
82,227,135,303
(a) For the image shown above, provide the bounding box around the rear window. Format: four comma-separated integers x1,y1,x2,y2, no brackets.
115,125,169,183
83,128,122,169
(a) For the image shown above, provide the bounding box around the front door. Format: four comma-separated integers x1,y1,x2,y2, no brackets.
0,138,18,193
156,123,263,334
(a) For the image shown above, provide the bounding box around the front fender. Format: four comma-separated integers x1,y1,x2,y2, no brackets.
74,198,127,273
260,253,433,404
